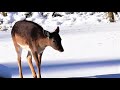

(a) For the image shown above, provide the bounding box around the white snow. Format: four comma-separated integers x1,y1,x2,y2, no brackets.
0,12,120,78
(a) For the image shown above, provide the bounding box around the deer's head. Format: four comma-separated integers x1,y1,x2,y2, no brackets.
45,26,64,52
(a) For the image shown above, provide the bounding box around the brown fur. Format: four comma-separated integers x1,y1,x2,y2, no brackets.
11,20,64,78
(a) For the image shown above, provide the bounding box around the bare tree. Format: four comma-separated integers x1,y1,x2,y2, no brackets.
107,12,119,22
107,12,115,22
0,12,7,17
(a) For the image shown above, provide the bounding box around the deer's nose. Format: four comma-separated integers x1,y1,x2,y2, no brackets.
61,49,64,52
59,48,64,52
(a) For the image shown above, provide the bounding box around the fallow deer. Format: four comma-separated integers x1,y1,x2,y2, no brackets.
11,20,64,78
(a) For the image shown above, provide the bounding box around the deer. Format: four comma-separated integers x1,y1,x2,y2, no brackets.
11,20,64,78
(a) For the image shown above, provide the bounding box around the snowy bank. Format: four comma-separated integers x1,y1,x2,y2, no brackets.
0,12,120,31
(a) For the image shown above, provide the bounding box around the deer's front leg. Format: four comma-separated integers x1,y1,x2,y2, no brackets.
38,53,43,65
31,50,41,78
38,53,43,78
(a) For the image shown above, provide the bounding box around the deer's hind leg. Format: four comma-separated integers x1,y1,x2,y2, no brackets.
12,37,23,78
27,51,37,78
13,43,23,78
17,46,23,78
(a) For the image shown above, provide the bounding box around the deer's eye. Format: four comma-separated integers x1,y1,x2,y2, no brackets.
53,40,56,43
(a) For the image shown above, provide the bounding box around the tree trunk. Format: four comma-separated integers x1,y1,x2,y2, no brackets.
0,12,7,17
107,12,115,22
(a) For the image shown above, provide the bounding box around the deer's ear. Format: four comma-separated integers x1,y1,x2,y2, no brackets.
44,31,50,38
55,26,59,33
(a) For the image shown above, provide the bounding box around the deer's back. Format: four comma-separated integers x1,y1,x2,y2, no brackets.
11,20,45,40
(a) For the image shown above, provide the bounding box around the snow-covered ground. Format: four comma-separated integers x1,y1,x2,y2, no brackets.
1,12,120,78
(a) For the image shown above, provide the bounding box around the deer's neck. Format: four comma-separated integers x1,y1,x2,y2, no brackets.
38,38,49,48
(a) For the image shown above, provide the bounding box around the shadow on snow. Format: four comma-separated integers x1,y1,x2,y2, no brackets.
94,74,120,78
1,58,120,78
